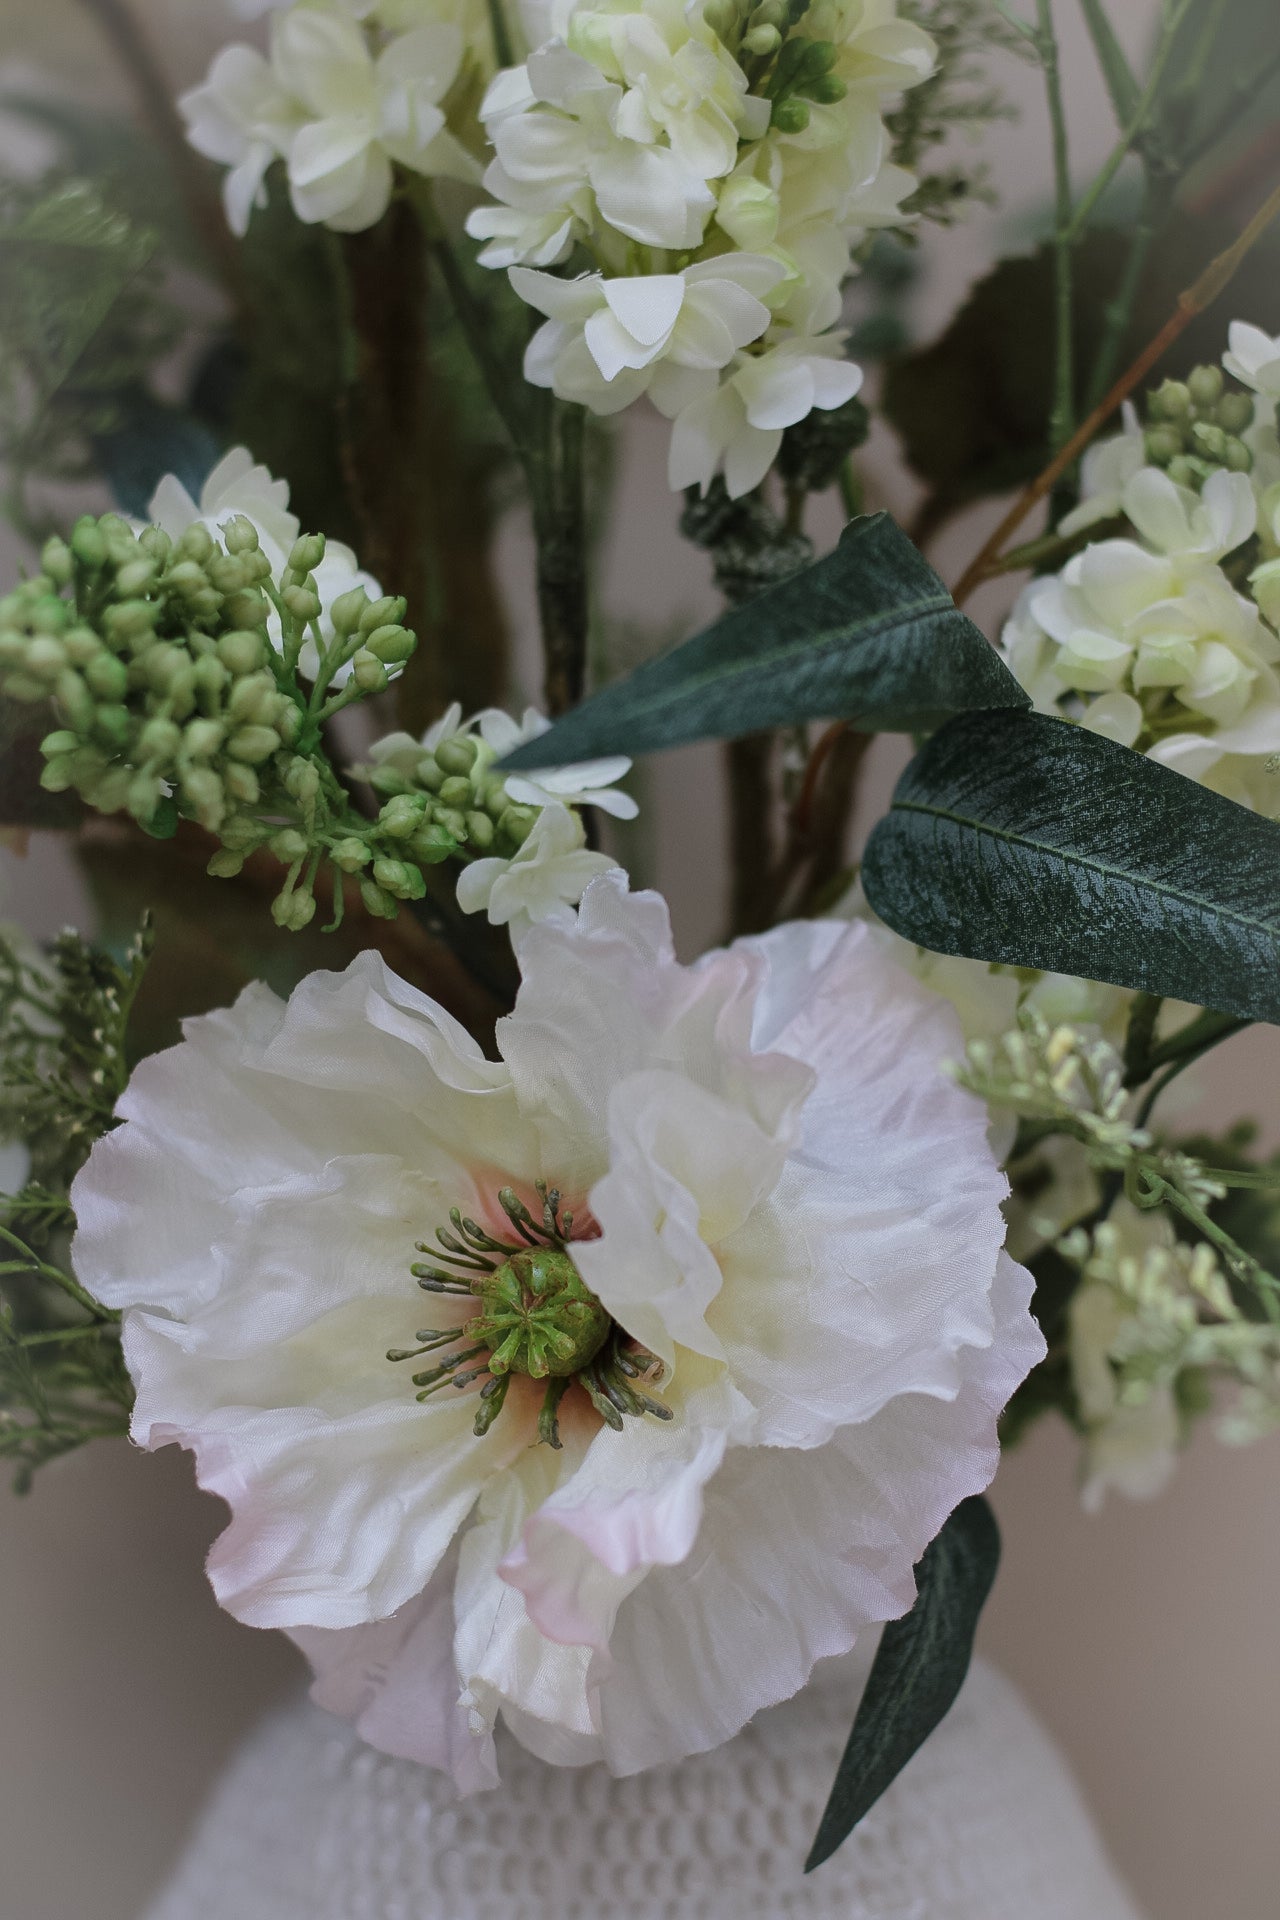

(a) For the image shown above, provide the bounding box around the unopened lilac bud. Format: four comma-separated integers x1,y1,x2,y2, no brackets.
93,705,131,749
771,96,809,132
466,810,495,851
139,526,172,565
71,519,107,570
41,537,73,587
222,515,260,557
409,822,457,863
372,856,427,900
103,600,158,647
434,805,468,841
41,729,80,760
329,587,369,637
217,629,266,676
26,637,68,683
229,672,285,726
194,654,230,701
55,669,94,733
435,735,478,777
184,718,224,760
369,763,411,797
276,704,302,746
227,724,280,763
63,625,103,668
438,774,473,808
743,22,780,51
283,583,323,622
40,756,76,793
269,828,310,864
352,649,388,693
1224,436,1252,473
358,595,407,637
360,876,399,919
1217,391,1254,436
1145,425,1184,466
182,766,225,827
139,717,182,762
330,836,372,872
1188,365,1224,411
177,524,214,566
167,560,209,598
363,623,416,665
284,759,321,808
498,803,537,847
116,557,157,598
207,849,245,878
379,792,429,837
127,771,164,821
222,588,269,628
272,887,317,931
209,553,253,595
415,753,445,792
289,533,327,574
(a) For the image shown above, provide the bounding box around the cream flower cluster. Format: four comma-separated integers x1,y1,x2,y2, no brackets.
181,0,483,235
71,875,1041,1788
366,702,636,937
468,0,934,495
1001,324,1280,811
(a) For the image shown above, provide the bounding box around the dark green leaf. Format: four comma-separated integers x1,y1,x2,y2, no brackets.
806,1496,1000,1874
502,513,1028,768
862,710,1280,1024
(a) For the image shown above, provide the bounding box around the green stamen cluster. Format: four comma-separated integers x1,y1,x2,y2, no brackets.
389,1182,672,1449
0,512,486,932
1142,366,1261,487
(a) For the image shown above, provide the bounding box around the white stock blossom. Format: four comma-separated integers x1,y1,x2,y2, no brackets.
182,2,478,236
71,877,1041,1788
662,332,862,496
455,801,619,934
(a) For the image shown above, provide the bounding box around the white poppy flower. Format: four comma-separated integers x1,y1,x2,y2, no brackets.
662,335,863,498
71,878,1041,1788
510,256,785,415
1223,320,1280,399
475,706,638,818
455,802,620,934
146,447,383,672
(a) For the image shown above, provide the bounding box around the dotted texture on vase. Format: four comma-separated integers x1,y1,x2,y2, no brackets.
142,1658,1146,1920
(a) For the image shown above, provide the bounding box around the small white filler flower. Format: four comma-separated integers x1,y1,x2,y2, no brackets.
72,876,1042,1789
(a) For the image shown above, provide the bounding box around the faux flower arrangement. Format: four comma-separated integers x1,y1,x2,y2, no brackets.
2,0,1280,1879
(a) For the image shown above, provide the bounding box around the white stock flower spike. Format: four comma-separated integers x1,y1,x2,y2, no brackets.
71,877,1042,1790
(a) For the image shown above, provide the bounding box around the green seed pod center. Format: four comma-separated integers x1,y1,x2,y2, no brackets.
466,1248,611,1379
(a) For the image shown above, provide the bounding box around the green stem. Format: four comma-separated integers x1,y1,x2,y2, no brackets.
0,1226,111,1322
484,0,515,67
1084,169,1163,414
1036,0,1075,453
1145,1176,1280,1321
1065,0,1196,242
1077,0,1141,122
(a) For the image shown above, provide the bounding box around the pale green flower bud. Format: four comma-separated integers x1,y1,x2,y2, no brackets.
438,774,474,808
139,526,172,565
93,705,131,749
435,735,478,776
127,771,164,821
434,804,468,841
144,644,188,693
226,756,260,802
330,836,372,872
269,828,310,863
64,625,104,668
372,856,427,901
771,97,810,132
805,71,846,103
1167,454,1202,489
282,583,323,622
276,704,302,746
103,599,158,647
1144,425,1183,466
379,792,429,837
481,778,509,819
289,533,326,574
227,724,281,764
26,636,68,683
1188,364,1224,411
272,887,317,932
5,672,50,701
1150,379,1191,421
177,524,214,566
184,718,224,760
498,804,537,847
40,729,79,760
194,654,230,702
743,22,780,51
369,764,410,797
409,822,457,863
28,595,68,636
1190,421,1227,462
1216,391,1254,436
222,516,260,557
55,669,94,733
466,810,495,851
71,519,107,570
360,877,399,919
284,759,321,808
352,649,388,692
217,630,266,676
207,849,245,878
209,553,254,595
222,588,269,628
139,717,182,762
93,767,133,813
221,814,267,850
330,587,369,637
116,557,157,598
363,623,416,665
182,766,225,828
415,753,445,792
40,756,75,793
1251,558,1280,628
41,537,73,587
358,595,407,636
229,672,284,726
167,560,210,598
1224,435,1253,473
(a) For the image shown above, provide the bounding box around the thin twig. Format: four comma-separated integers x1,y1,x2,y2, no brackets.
953,175,1280,605
1036,0,1075,453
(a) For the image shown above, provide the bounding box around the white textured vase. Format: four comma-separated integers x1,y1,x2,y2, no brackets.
142,1657,1145,1920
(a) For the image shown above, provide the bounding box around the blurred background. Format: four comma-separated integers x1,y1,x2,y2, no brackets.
1,2,1279,1916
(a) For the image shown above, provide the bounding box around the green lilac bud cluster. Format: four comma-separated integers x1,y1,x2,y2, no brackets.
1142,366,1259,488
7,513,290,836
0,510,453,935
363,724,540,877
